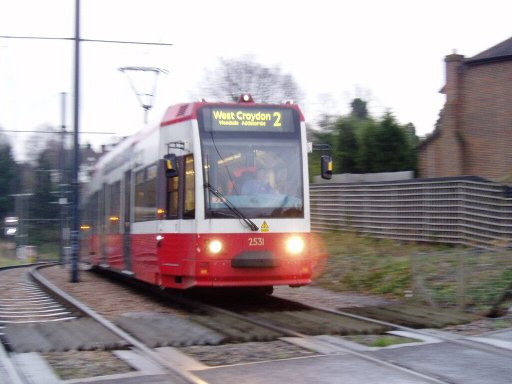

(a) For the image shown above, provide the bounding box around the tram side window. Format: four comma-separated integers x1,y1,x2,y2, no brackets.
98,187,105,236
184,155,195,218
108,181,121,233
103,184,110,234
83,192,98,235
135,164,158,222
90,192,98,234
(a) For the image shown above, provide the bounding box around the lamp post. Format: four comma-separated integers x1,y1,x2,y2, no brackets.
119,66,168,123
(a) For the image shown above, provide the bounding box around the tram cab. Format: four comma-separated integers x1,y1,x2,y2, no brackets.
82,94,332,291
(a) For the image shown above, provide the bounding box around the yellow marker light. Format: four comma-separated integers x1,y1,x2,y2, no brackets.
200,262,209,275
80,225,91,230
109,216,119,222
157,208,166,219
286,236,304,254
208,240,223,254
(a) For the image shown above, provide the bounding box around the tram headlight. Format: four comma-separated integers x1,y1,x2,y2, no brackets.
208,240,223,254
286,236,304,255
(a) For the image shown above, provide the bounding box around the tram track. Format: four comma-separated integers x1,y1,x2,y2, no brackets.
83,267,457,384
0,264,205,384
5,263,511,384
0,264,75,330
0,264,73,384
180,286,512,384
86,265,512,384
30,265,208,384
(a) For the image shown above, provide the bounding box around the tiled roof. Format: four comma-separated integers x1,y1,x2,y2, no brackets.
466,36,512,64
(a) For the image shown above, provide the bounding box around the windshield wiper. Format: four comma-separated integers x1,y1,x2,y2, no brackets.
204,183,259,231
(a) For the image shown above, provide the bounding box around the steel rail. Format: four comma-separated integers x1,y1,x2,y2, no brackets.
154,286,512,382
0,264,41,384
295,300,512,358
148,289,451,384
35,264,512,383
83,267,454,384
93,266,512,382
89,268,452,384
30,265,208,384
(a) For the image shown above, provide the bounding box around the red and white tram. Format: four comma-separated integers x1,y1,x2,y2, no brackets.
81,94,331,292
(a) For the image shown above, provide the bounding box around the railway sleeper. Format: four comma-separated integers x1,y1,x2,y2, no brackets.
340,304,478,328
3,319,128,353
115,312,226,347
284,309,389,335
189,313,282,343
373,305,477,327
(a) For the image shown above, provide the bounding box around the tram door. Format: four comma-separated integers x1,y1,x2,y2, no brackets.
123,170,132,271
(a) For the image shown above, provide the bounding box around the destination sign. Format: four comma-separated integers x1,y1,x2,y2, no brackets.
200,106,298,133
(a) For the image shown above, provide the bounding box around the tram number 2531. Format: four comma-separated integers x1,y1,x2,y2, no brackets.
248,237,264,246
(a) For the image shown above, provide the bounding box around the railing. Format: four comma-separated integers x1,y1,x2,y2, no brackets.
310,176,512,248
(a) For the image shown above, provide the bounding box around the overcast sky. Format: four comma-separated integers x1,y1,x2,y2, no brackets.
0,0,511,160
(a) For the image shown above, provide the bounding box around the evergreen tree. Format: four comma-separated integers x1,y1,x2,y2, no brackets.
336,118,359,173
374,113,412,172
350,98,369,119
308,98,418,179
30,153,59,224
356,120,378,173
0,143,19,219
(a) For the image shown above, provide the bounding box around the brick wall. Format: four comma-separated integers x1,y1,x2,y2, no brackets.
462,61,512,179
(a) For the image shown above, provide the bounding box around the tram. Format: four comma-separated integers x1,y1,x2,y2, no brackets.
81,94,332,292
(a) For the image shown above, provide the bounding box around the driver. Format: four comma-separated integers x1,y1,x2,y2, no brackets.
241,168,275,195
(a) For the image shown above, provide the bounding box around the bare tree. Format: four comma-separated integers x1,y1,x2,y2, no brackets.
24,124,61,166
198,56,303,104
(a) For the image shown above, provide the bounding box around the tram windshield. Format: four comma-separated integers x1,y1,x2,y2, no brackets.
198,106,304,219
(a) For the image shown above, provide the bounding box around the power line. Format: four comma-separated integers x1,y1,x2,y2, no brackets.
2,13,174,283
1,130,117,134
0,35,173,46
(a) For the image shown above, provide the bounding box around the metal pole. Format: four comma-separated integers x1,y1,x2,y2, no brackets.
70,0,80,282
59,92,66,265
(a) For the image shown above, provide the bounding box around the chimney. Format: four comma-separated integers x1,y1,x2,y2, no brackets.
444,53,464,103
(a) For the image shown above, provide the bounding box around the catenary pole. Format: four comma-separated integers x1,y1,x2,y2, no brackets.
70,0,80,282
1,5,173,282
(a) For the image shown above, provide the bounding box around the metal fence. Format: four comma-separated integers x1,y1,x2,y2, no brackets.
310,176,512,248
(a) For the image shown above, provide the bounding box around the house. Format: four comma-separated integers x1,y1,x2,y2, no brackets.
418,36,512,182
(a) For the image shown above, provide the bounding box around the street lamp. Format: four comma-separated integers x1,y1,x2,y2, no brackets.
119,66,168,124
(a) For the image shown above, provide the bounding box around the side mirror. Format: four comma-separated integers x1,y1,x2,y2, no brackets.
164,154,178,178
320,155,332,180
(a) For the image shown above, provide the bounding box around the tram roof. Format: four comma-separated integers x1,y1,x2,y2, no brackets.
91,98,305,176
160,99,305,128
